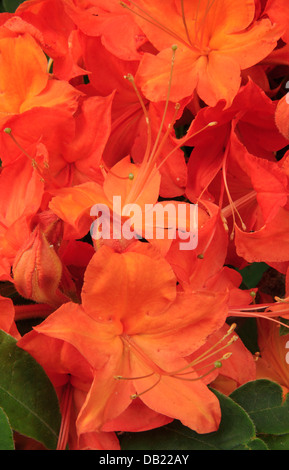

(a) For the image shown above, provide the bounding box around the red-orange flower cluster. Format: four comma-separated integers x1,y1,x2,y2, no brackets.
0,0,289,450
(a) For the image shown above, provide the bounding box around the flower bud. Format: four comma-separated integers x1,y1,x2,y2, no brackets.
13,226,66,307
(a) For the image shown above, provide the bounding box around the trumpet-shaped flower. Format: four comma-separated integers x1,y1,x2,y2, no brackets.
126,0,282,106
19,244,233,440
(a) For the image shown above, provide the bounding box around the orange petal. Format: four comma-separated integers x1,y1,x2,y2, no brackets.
49,182,108,239
0,33,47,116
82,245,176,323
130,354,221,434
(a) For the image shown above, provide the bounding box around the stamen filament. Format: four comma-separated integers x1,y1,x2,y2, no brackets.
221,143,247,239
229,308,289,330
130,375,161,399
124,45,178,205
120,1,192,49
3,128,47,182
57,382,72,451
173,363,223,382
176,353,232,375
124,73,152,165
114,372,155,380
180,0,193,46
199,0,216,50
117,325,238,400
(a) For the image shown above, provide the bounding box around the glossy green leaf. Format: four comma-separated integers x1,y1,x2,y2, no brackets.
230,379,289,435
0,407,14,450
233,437,268,450
120,389,256,450
239,262,268,289
279,317,289,336
2,0,24,12
0,330,61,450
261,433,289,450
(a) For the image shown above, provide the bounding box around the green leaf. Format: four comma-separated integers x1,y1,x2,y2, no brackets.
0,407,14,450
233,438,269,450
230,379,289,435
2,0,24,12
238,262,268,289
261,433,289,450
279,317,289,336
120,389,256,450
235,317,259,355
0,330,61,449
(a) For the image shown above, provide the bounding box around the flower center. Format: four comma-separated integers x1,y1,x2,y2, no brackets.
115,324,238,399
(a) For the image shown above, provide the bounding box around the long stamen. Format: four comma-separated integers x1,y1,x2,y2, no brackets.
221,190,257,220
124,73,152,166
231,311,289,330
180,0,193,46
120,1,191,49
140,120,218,201
3,128,48,182
100,161,133,180
115,324,238,400
114,372,155,380
130,375,161,399
155,121,218,173
169,333,238,376
199,0,216,50
57,381,72,451
173,358,228,381
124,45,178,205
193,0,202,43
177,352,232,375
185,323,237,368
222,143,247,239
149,45,178,162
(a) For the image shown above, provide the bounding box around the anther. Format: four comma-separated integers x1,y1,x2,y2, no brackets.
227,323,237,334
222,352,233,360
254,352,261,361
274,296,289,303
3,127,47,180
130,375,161,399
124,73,134,82
214,361,222,368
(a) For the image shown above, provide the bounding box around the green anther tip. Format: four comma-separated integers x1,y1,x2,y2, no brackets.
214,361,222,369
128,173,134,180
172,44,178,51
3,128,12,134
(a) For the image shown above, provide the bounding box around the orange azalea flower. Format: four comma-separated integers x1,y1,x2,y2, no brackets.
19,244,232,440
275,94,289,140
0,32,80,127
122,0,282,106
81,35,188,197
12,225,69,308
0,90,114,189
0,157,44,261
18,322,120,450
256,319,289,395
62,0,148,61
